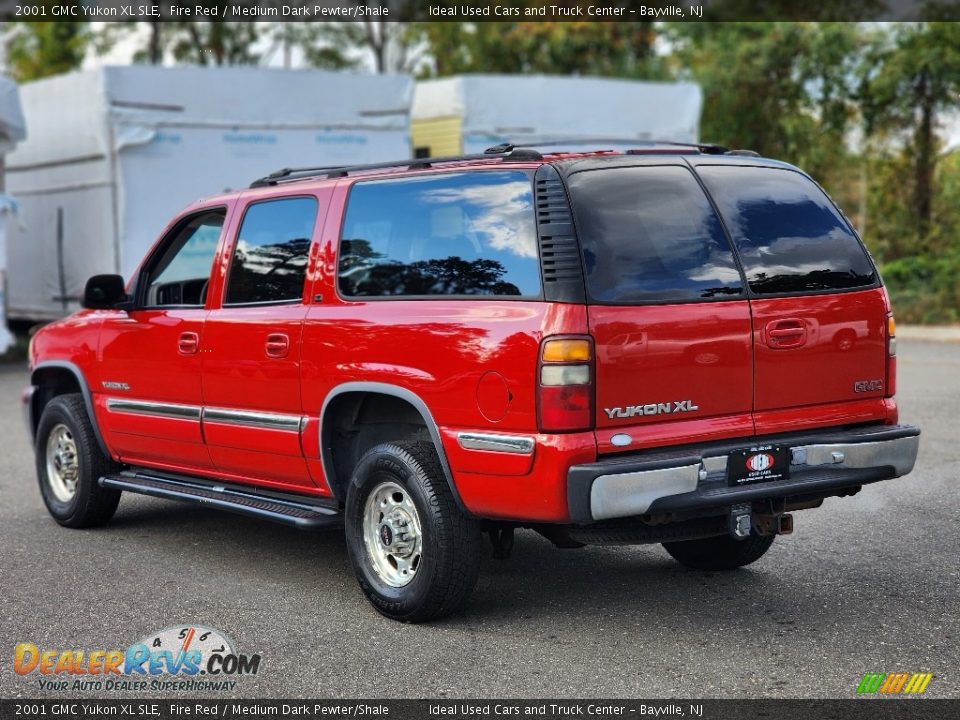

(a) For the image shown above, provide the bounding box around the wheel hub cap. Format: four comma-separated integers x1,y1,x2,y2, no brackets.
45,424,80,503
363,481,423,588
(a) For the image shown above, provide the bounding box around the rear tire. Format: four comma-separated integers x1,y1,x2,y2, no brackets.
35,393,121,528
345,441,482,622
663,531,775,570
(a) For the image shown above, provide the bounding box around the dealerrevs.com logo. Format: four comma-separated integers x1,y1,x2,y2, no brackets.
13,625,261,693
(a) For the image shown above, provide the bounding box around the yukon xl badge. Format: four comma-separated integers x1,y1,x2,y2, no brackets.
604,400,699,419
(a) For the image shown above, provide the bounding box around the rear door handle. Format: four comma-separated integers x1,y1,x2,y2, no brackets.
265,332,290,359
765,319,806,349
178,331,199,355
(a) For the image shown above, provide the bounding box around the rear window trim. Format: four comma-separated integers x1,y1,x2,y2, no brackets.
334,168,545,303
564,160,881,306
693,163,881,300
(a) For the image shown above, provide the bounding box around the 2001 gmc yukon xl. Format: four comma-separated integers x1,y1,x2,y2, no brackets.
24,143,920,621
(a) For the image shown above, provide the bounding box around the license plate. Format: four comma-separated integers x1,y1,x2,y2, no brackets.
727,446,790,486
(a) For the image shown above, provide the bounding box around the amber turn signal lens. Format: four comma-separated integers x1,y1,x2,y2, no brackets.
542,339,591,363
887,315,896,337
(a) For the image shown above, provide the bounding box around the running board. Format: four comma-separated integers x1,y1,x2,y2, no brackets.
99,470,342,529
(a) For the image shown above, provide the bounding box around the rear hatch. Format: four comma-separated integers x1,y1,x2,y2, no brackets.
562,157,890,454
694,162,889,435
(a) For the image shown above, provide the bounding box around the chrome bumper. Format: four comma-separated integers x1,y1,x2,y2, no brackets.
568,425,921,523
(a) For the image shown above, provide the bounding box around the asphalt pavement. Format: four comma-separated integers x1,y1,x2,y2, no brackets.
0,339,957,699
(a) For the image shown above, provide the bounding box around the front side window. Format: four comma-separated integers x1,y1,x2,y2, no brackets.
144,210,224,307
225,197,317,305
697,166,877,295
337,171,541,298
567,165,743,304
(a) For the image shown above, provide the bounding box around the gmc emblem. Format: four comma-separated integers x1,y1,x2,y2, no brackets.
853,380,883,393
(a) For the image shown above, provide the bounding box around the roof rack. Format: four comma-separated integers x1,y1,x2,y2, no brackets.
513,138,733,155
249,146,544,188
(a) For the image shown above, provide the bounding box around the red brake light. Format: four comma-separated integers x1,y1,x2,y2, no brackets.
886,312,896,398
537,335,594,433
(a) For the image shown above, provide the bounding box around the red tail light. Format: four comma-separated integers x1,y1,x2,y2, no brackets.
886,313,897,398
537,336,594,433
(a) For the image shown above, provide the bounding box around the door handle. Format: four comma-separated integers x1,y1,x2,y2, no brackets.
178,331,199,355
265,332,290,359
765,319,806,349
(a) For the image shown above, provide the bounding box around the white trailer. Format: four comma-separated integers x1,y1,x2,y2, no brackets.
0,76,26,350
5,65,413,321
411,74,703,158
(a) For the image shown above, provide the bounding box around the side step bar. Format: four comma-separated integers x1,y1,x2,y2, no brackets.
99,470,342,529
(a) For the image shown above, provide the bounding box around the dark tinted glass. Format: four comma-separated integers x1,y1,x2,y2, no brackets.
698,166,876,295
338,171,541,298
146,211,224,307
225,197,317,305
567,165,743,304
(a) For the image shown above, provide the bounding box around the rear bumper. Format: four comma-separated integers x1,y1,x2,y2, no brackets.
567,424,920,524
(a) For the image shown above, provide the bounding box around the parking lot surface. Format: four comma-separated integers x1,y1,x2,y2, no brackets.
1,339,957,698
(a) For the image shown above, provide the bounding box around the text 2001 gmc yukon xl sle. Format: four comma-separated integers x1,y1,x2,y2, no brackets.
24,144,920,621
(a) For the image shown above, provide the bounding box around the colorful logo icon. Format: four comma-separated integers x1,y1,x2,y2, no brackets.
857,672,933,695
13,625,260,692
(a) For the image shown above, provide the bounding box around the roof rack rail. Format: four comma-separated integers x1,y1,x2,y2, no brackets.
512,138,732,155
249,147,544,188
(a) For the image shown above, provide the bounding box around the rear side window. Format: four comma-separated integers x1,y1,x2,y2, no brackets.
225,197,317,305
566,165,743,304
698,166,877,295
338,171,541,298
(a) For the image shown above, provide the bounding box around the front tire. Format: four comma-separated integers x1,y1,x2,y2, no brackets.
35,393,121,528
345,441,481,622
663,530,775,571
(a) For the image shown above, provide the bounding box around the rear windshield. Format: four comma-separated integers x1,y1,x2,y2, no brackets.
566,165,744,304
697,166,877,295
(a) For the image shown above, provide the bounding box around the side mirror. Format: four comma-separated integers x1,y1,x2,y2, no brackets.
82,274,128,310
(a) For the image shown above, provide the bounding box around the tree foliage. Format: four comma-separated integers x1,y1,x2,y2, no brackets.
666,22,860,180
5,12,90,82
414,21,660,78
858,22,960,244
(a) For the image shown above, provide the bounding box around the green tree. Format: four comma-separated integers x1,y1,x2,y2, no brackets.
5,14,90,81
293,2,430,73
666,22,860,180
415,21,659,78
858,22,960,247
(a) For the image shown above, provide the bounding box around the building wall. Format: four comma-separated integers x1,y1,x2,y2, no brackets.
411,116,463,158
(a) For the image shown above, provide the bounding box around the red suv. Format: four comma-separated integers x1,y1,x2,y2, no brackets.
24,144,920,621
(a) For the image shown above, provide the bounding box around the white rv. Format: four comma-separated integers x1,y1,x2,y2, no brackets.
5,66,413,321
411,75,703,157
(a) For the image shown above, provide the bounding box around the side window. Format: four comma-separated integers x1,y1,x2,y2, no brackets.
337,171,541,298
224,197,317,305
566,165,743,304
697,166,877,295
144,210,224,307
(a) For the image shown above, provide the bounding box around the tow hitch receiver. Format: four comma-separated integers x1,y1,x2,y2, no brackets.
729,503,752,540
